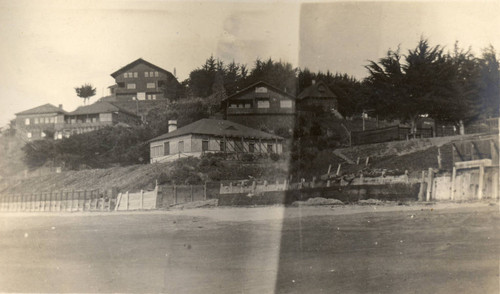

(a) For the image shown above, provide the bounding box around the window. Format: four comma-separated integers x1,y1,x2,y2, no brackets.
280,100,292,108
229,104,237,108
127,83,136,89
245,104,251,108
164,142,170,155
154,71,159,77
134,72,138,78
100,113,112,122
27,132,32,138
49,117,54,123
151,145,163,157
147,83,156,89
85,117,91,123
255,87,268,93
124,73,128,78
249,143,255,153
92,117,97,123
41,131,46,138
45,117,50,123
267,144,273,153
152,94,157,99
25,118,30,125
150,71,154,77
178,141,184,153
34,118,39,124
202,140,209,152
145,72,149,77
257,100,270,108
220,140,226,152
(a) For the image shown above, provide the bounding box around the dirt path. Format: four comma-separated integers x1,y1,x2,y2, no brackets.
0,202,498,293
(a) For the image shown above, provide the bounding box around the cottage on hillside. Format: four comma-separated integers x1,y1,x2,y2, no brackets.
149,118,284,163
109,58,181,101
297,80,338,113
15,103,67,141
56,101,141,138
223,81,296,133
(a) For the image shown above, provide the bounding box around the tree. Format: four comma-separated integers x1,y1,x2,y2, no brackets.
365,39,481,134
74,83,96,105
478,45,500,118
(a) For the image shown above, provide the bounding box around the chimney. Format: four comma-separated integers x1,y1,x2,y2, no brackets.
173,67,177,77
59,104,63,109
168,120,177,133
312,79,316,85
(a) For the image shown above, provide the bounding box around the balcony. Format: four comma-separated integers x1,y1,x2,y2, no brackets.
226,107,295,115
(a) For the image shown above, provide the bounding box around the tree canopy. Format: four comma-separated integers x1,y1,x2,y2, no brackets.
74,83,96,105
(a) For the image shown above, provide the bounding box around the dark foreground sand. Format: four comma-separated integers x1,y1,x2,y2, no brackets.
0,202,498,293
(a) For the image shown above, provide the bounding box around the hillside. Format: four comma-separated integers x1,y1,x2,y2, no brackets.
0,133,495,195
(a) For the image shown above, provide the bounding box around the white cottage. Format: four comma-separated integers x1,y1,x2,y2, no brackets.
149,118,284,163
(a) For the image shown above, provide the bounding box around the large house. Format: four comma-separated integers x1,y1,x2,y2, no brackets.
15,103,67,141
296,80,338,112
55,102,141,138
149,118,284,163
109,58,181,101
223,81,296,133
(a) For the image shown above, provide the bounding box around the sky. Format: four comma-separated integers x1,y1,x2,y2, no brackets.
0,0,499,127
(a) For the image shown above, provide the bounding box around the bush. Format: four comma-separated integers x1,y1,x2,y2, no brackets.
240,153,256,162
270,153,280,161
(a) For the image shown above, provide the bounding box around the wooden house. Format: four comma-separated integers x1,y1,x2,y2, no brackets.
223,81,296,133
149,118,284,163
296,80,338,112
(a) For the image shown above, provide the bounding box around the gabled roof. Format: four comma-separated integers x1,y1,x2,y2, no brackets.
149,118,283,143
110,58,172,78
297,81,337,100
68,101,138,117
224,81,296,101
15,103,67,116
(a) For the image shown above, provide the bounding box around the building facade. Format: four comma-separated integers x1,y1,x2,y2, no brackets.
223,81,296,133
55,102,141,139
149,119,284,163
110,58,181,101
15,104,67,141
296,80,338,112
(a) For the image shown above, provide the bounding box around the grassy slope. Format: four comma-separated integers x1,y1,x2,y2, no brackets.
0,133,495,194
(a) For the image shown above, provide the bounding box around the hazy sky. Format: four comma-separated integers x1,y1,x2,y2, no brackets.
1,0,499,127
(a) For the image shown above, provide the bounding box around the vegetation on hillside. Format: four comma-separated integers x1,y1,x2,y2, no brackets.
13,38,500,176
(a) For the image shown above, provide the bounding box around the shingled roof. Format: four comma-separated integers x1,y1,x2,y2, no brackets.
224,81,296,101
110,58,172,78
15,103,67,115
68,101,138,117
297,81,337,100
149,119,283,143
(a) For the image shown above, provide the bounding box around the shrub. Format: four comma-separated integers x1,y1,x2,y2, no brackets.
270,153,280,161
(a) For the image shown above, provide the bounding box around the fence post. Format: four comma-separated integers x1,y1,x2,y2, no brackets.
426,168,434,201
174,185,178,205
126,191,130,211
336,164,342,176
140,190,144,210
450,167,456,200
477,163,485,200
418,170,426,201
190,185,194,202
204,182,207,200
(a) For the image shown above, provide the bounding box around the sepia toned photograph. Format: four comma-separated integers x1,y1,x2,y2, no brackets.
0,0,499,293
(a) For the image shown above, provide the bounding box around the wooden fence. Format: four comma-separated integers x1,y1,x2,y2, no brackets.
115,185,159,211
0,188,118,212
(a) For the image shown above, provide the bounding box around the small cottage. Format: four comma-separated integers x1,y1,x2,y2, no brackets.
297,80,338,112
149,118,284,163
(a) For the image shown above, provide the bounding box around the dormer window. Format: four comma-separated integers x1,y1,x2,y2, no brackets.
318,85,326,93
255,87,268,93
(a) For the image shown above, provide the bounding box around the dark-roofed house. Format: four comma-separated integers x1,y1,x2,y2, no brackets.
223,81,296,134
110,58,181,101
56,101,141,138
15,103,67,141
296,80,338,112
149,118,284,163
